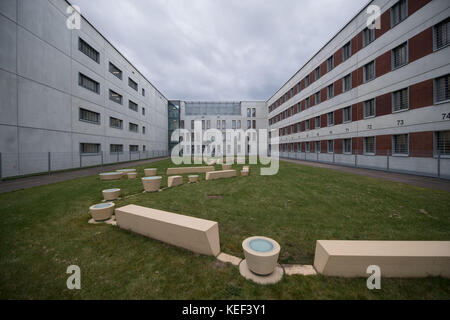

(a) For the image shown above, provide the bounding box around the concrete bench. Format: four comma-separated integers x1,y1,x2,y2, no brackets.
314,240,450,278
115,205,220,256
205,170,237,181
168,176,183,188
167,166,215,175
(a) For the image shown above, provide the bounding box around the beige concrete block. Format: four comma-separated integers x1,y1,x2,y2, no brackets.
99,172,122,181
222,164,232,170
141,176,162,192
217,253,242,266
314,240,450,278
239,260,284,285
205,170,237,181
188,175,199,183
102,188,121,201
283,264,317,276
168,175,183,188
127,172,137,179
166,166,214,175
241,170,249,177
144,168,158,177
243,236,281,275
115,205,221,256
116,169,136,176
89,203,115,222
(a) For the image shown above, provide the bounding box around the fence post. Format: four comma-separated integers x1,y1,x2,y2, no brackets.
117,152,119,163
355,149,358,167
438,151,441,178
48,152,51,175
101,151,104,167
80,153,82,168
0,152,2,180
387,149,390,171
129,150,131,162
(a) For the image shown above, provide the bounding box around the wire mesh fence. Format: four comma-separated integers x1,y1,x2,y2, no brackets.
0,150,169,179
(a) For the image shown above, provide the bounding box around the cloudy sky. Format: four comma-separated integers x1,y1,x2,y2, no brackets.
71,0,366,101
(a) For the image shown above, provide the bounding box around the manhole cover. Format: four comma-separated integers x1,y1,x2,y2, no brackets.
208,195,224,199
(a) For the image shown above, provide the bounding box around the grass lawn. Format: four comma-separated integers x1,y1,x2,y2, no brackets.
0,159,449,300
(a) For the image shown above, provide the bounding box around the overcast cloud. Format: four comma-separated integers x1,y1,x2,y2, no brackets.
71,0,366,101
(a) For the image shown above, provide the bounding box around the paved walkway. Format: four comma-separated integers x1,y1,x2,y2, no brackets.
0,157,169,194
281,158,450,192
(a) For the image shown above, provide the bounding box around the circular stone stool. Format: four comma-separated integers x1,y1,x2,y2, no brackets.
99,172,123,181
144,168,158,177
188,175,199,183
142,176,162,192
127,172,137,179
89,203,115,222
102,188,121,201
116,169,136,176
243,237,281,276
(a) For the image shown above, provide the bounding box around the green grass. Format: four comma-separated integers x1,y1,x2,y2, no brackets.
0,159,449,300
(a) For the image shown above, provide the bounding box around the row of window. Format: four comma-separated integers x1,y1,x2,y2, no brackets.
184,119,258,130
79,108,146,134
247,108,257,118
269,3,448,116
279,131,450,156
80,143,146,154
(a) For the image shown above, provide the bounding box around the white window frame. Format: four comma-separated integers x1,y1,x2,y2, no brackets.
392,87,410,113
391,41,409,70
364,99,376,119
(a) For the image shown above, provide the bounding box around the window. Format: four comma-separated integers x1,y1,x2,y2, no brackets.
232,120,236,129
222,120,226,129
363,27,375,47
247,120,251,129
216,120,221,129
364,99,376,118
109,62,122,80
393,134,409,155
207,120,211,129
344,139,352,154
129,100,138,112
363,61,375,82
252,108,256,117
247,108,251,117
79,38,99,63
191,120,195,129
315,141,321,153
327,56,334,72
343,74,352,92
392,42,408,69
110,117,123,129
434,18,450,50
434,74,450,103
305,119,310,131
110,144,123,154
315,92,321,104
327,112,334,126
306,142,310,153
392,88,409,112
237,120,241,129
327,84,334,99
142,126,146,134
391,0,407,27
109,90,123,104
142,88,145,96
327,140,334,153
129,123,138,133
305,75,310,87
78,73,99,94
142,108,145,116
315,116,321,128
202,120,205,130
364,137,376,155
128,78,138,91
252,120,256,129
342,41,352,61
80,143,100,154
79,108,100,124
297,82,301,93
129,145,139,152
315,67,320,80
180,120,185,129
435,131,450,156
343,106,352,122
143,145,146,152
305,97,310,109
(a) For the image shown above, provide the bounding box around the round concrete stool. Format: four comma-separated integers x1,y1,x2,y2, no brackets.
144,168,158,177
242,236,281,276
99,172,122,181
116,169,136,176
142,176,162,192
102,188,121,201
127,172,137,179
89,203,115,222
188,175,199,183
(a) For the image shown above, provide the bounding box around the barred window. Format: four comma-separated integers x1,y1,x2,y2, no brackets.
78,73,99,94
142,88,145,96
391,0,407,27
327,84,334,99
392,88,409,112
80,143,100,154
364,99,376,118
109,62,122,80
315,116,321,128
435,74,450,103
392,42,408,69
343,106,352,122
305,97,310,109
363,27,375,47
344,139,352,154
79,38,99,63
343,74,352,92
306,142,310,153
305,75,310,87
434,18,449,50
129,145,139,152
305,119,310,131
364,137,376,154
129,100,138,112
342,41,352,61
128,78,138,91
129,123,138,133
110,117,123,129
393,134,409,155
327,112,334,126
315,141,321,153
315,67,320,80
363,61,375,82
79,108,100,124
109,90,123,104
327,56,334,72
315,92,321,104
143,126,146,134
327,140,334,153
297,82,301,93
436,131,450,155
110,144,123,153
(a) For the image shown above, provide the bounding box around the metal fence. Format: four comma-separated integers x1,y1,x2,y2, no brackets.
278,149,450,180
0,150,169,179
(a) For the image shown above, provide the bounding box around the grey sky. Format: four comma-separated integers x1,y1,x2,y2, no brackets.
71,0,366,101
